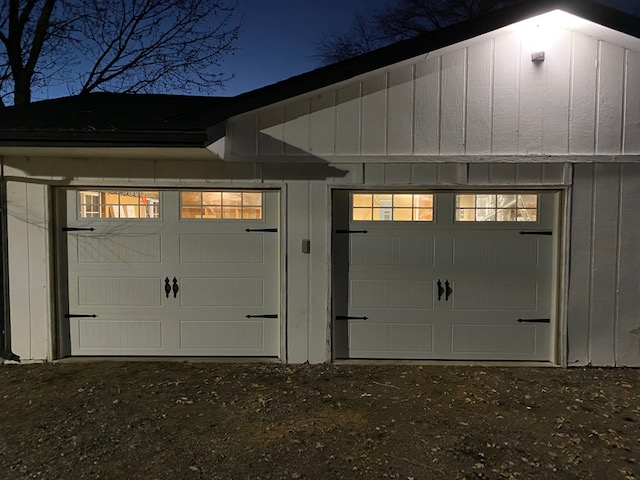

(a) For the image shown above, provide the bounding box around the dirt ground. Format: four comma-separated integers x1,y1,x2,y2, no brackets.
0,362,638,480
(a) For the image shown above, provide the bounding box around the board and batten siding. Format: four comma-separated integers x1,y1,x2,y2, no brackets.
568,164,640,367
226,29,640,159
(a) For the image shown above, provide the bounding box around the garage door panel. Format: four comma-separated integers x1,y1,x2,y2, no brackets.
179,234,264,264
335,190,556,361
349,279,434,309
451,280,538,311
180,277,264,306
180,320,265,349
451,324,537,354
74,234,162,264
350,235,435,265
78,319,163,350
349,322,434,357
452,236,539,267
77,277,162,306
66,189,280,357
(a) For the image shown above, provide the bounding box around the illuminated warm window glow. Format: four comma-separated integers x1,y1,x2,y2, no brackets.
456,194,538,222
352,193,434,222
181,191,262,219
78,191,159,219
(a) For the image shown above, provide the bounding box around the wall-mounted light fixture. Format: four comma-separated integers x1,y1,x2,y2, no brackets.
511,10,587,65
531,50,545,63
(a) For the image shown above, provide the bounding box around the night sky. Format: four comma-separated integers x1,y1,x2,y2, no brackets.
218,0,393,96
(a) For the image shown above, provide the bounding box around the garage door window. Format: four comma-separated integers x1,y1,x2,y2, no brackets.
352,193,434,221
456,194,538,222
78,191,160,219
180,191,263,219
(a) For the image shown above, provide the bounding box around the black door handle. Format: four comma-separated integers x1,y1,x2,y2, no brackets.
172,277,179,298
437,280,444,301
164,277,171,298
445,280,453,301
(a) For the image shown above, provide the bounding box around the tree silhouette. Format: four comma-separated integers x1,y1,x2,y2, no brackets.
0,0,240,106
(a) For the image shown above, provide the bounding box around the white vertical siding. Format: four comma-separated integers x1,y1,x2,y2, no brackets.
596,42,625,154
466,40,494,154
388,65,414,155
7,182,50,361
624,50,640,153
414,57,441,154
226,29,640,159
569,33,598,154
440,49,466,154
568,164,640,366
361,74,387,155
309,92,336,156
543,29,572,154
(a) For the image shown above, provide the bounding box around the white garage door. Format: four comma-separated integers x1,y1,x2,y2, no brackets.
65,189,280,357
333,191,556,361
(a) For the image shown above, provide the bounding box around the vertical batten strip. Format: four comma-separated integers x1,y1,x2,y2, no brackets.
463,47,469,154
594,41,602,153
491,37,497,154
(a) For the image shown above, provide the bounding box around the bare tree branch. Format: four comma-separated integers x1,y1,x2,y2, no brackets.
315,0,523,65
0,0,239,106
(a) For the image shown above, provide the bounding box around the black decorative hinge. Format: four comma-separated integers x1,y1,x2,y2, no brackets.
519,231,552,236
336,230,368,234
245,228,277,233
245,314,278,319
336,315,368,320
63,227,95,232
517,318,551,323
65,314,97,318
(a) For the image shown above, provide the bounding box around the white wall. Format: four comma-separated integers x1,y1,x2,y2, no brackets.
568,164,640,366
225,21,640,160
7,181,51,361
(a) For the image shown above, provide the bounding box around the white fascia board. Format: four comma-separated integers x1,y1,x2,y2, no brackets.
222,154,640,164
206,136,225,160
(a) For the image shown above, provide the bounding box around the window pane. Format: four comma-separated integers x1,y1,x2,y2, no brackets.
373,207,393,221
476,194,496,208
414,194,433,208
518,208,537,222
415,208,433,221
353,208,372,221
78,190,159,219
373,194,393,207
394,194,412,208
201,206,222,219
181,191,201,205
457,209,476,221
202,191,222,205
457,195,476,209
222,192,242,206
497,194,517,208
180,191,263,220
243,192,262,206
243,207,262,219
518,195,538,209
353,194,373,208
182,206,202,219
476,208,496,221
393,208,412,221
352,193,433,222
455,194,537,223
497,209,517,221
223,206,242,219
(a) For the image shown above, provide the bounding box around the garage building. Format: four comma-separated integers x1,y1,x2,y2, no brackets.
1,0,639,366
